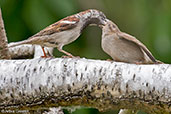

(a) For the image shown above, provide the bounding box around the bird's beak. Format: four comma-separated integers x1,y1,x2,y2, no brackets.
101,20,107,25
99,25,104,28
99,19,107,27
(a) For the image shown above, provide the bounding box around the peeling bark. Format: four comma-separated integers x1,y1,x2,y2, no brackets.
0,8,11,59
0,58,170,113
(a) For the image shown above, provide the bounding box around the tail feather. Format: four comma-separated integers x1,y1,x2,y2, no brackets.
8,40,32,48
156,60,164,64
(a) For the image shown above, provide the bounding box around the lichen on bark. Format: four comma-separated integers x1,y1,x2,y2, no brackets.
0,58,170,113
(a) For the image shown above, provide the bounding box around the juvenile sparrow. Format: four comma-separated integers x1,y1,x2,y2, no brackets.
8,9,107,58
101,19,161,64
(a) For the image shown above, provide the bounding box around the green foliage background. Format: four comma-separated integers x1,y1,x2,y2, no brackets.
0,0,171,113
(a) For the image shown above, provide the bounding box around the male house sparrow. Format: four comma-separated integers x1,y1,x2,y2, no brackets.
8,9,107,57
101,19,161,64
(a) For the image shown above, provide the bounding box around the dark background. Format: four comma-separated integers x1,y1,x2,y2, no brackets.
0,0,171,113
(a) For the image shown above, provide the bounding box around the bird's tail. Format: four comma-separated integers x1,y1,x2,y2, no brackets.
7,40,33,48
156,60,164,64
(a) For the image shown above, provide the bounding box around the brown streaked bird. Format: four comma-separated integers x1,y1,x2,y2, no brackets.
8,9,107,58
101,19,161,64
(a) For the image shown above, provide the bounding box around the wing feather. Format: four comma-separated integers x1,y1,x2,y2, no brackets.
30,16,80,38
118,32,157,63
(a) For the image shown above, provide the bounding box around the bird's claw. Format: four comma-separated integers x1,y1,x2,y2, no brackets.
62,55,73,58
41,55,54,58
61,55,80,58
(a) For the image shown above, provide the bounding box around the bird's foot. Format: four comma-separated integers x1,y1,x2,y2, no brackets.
62,55,73,58
61,53,75,58
62,55,80,58
41,55,54,58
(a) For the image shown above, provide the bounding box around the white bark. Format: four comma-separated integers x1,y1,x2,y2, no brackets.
43,107,64,114
8,44,34,59
0,58,170,113
8,44,53,59
119,109,138,114
34,45,53,58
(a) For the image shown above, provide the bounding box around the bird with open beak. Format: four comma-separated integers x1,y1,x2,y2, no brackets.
101,19,162,64
8,9,107,58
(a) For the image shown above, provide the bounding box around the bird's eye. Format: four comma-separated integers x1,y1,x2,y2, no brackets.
99,12,106,20
112,24,116,28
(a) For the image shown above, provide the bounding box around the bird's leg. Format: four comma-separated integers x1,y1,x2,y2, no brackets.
59,49,74,58
57,45,74,58
41,47,47,58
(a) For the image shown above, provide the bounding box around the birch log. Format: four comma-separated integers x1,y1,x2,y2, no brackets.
7,44,34,59
7,44,54,59
0,58,170,114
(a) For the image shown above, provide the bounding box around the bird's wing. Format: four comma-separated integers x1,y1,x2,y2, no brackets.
30,16,80,38
118,32,157,63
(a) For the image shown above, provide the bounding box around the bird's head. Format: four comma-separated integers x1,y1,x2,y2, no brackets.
101,19,120,34
78,9,107,26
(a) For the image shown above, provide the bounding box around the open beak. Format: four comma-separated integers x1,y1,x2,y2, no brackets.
99,19,107,28
99,24,104,28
